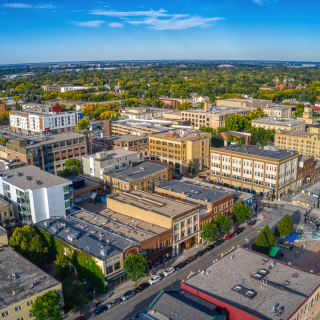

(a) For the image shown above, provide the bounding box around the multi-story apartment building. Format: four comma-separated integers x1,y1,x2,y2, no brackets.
263,104,293,118
0,247,63,320
210,144,299,199
103,160,173,192
9,109,83,135
0,166,72,224
82,149,140,179
121,107,171,120
297,156,314,188
251,117,305,132
274,131,320,158
41,83,72,91
149,129,211,175
216,98,272,109
6,133,88,175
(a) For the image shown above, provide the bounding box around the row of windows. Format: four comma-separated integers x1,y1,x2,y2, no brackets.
174,216,198,230
106,261,121,275
174,225,198,241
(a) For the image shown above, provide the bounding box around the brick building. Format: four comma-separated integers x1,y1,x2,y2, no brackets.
297,155,314,188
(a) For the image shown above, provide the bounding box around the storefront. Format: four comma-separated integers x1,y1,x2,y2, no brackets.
148,247,172,269
175,234,199,255
106,270,128,290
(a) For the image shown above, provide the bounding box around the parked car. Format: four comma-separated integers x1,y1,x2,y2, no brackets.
75,317,86,320
215,239,225,246
106,299,121,309
205,244,216,252
163,267,175,277
91,305,107,316
148,275,161,285
175,262,186,270
196,250,206,258
248,220,256,227
185,255,197,264
135,282,149,293
225,233,234,240
121,290,136,301
234,227,245,235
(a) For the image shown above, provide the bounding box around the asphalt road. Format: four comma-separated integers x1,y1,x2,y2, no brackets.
85,225,263,320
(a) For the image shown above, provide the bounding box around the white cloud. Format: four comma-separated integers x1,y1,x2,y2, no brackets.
108,22,123,28
71,20,105,27
3,3,56,9
127,16,225,30
90,9,170,18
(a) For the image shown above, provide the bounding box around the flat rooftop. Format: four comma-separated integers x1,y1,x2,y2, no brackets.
298,155,313,162
252,117,305,125
155,180,233,204
36,213,136,260
0,246,60,309
213,145,298,160
75,204,167,242
109,191,198,218
10,109,77,117
184,247,320,320
106,134,147,143
0,165,70,190
82,148,137,161
145,290,220,320
105,161,170,182
150,129,209,140
224,130,251,138
68,174,103,191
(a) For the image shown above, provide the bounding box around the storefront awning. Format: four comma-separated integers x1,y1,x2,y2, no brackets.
106,270,127,282
269,246,281,257
284,233,299,243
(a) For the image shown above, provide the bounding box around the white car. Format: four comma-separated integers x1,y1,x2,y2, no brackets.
148,275,161,285
163,267,175,277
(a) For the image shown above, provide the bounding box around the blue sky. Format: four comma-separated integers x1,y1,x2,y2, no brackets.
0,0,320,64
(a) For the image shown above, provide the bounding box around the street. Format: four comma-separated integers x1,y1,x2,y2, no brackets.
85,224,262,320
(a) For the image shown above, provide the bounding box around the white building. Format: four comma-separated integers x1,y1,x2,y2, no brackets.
9,110,82,134
0,166,72,224
192,95,210,104
60,86,90,92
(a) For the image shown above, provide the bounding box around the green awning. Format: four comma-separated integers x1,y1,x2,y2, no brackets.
269,246,281,258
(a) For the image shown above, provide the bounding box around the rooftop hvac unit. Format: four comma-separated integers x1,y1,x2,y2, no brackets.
50,227,59,234
44,221,50,227
100,249,107,256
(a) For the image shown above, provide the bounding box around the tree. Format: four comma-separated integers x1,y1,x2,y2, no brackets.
252,225,276,254
232,202,251,223
29,290,63,320
62,279,87,311
200,221,218,242
0,111,9,122
123,253,148,284
100,110,120,120
76,119,89,130
54,251,71,281
214,214,231,233
59,158,82,177
277,214,294,237
187,159,196,175
177,102,192,110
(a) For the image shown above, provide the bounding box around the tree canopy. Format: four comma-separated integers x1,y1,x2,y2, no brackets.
59,158,82,177
232,202,251,223
214,214,231,233
277,214,294,237
123,253,149,284
76,119,89,130
54,251,71,281
252,225,276,254
200,221,218,242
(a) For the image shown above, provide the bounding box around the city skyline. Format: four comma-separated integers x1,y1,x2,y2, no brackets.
1,0,320,64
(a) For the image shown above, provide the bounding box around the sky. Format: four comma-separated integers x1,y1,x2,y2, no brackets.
0,0,320,64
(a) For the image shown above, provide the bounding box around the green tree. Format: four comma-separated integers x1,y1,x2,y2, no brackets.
187,159,196,175
76,119,89,130
252,225,276,254
177,102,192,110
9,225,35,254
123,253,148,284
54,251,71,281
214,214,231,233
232,202,251,223
59,158,82,177
201,221,218,242
62,279,87,311
277,214,294,237
29,290,63,320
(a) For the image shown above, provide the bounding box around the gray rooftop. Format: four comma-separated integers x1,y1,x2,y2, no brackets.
184,247,320,320
146,291,220,320
105,161,170,182
67,174,103,191
224,131,251,138
106,134,148,143
252,117,305,125
10,109,77,117
0,246,60,309
298,155,313,162
0,165,71,190
82,148,137,161
214,145,298,160
0,198,11,209
36,213,136,260
155,180,232,204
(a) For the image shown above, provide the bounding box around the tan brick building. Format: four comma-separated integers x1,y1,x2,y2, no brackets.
149,129,211,175
210,144,299,199
216,98,272,109
0,198,14,229
251,117,305,132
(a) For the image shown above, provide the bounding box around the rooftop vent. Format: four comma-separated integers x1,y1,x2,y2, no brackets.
100,249,107,256
26,176,33,181
17,172,23,176
44,221,50,227
36,180,43,185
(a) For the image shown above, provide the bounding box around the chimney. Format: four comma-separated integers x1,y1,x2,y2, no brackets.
103,120,112,135
204,101,209,112
224,139,228,147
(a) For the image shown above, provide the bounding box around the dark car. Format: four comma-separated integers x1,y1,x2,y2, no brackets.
121,290,136,301
248,220,256,227
91,305,107,316
75,317,85,320
234,227,245,235
185,255,197,264
215,239,225,246
106,299,121,309
205,244,216,252
135,282,149,293
175,262,186,270
196,250,206,258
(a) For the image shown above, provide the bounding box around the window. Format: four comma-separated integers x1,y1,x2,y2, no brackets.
166,239,171,246
15,306,22,311
187,218,191,224
64,186,69,193
64,193,69,200
65,201,70,208
188,228,192,235
160,242,165,249
194,215,198,221
106,265,113,274
181,231,185,238
194,225,198,232
181,221,185,228
114,262,120,271
174,234,178,241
